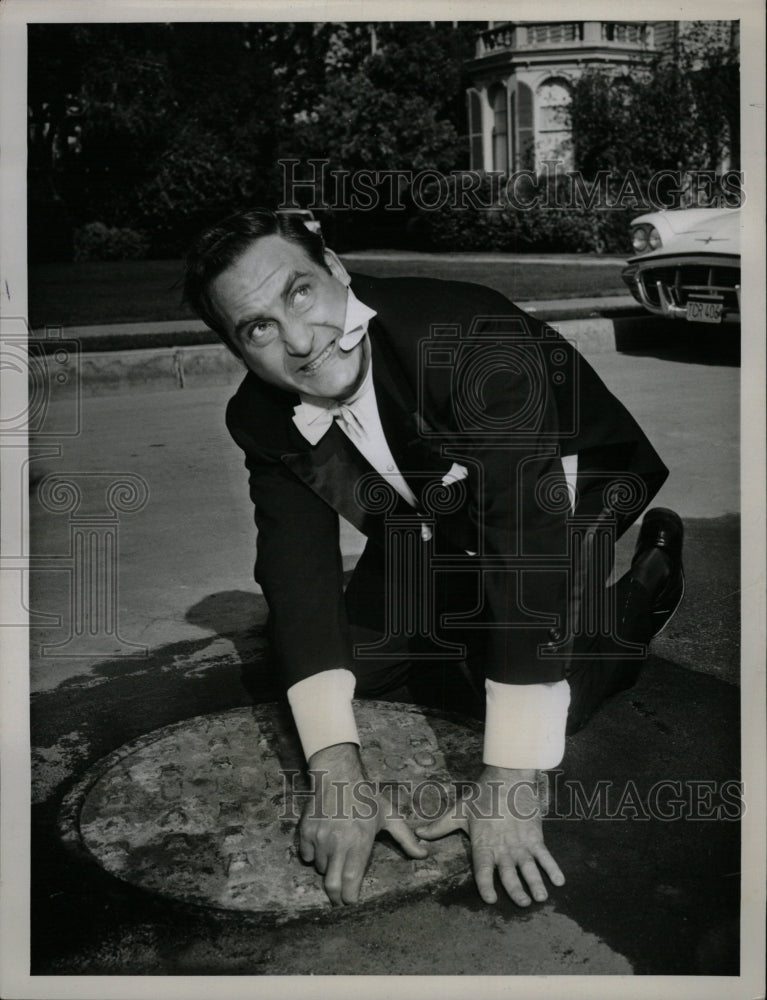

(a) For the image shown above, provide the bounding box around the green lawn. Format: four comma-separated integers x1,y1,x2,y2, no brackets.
28,255,628,329
346,257,628,308
28,259,195,329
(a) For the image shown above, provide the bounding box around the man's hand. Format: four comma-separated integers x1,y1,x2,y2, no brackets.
299,742,428,905
415,766,564,906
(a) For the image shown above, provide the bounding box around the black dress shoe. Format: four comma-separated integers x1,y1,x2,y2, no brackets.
628,507,685,639
565,508,685,736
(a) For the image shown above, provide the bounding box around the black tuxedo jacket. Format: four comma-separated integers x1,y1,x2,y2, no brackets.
226,274,668,690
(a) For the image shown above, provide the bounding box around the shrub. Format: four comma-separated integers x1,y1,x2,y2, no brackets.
415,172,633,255
73,222,150,261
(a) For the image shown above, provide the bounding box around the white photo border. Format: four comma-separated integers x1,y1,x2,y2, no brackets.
1,1,764,997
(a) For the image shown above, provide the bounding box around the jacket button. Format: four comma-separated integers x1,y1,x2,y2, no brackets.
548,627,562,642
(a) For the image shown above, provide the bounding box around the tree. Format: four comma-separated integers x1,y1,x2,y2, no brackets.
569,21,739,203
284,22,475,173
28,22,286,257
277,22,477,247
27,21,479,258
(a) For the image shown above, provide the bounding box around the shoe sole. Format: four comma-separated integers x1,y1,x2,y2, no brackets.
650,569,685,638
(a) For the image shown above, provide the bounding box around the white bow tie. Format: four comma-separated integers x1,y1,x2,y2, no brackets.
292,396,366,446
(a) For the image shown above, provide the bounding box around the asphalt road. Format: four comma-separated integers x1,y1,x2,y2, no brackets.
21,319,744,978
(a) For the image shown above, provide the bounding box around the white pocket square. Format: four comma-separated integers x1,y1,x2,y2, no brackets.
441,462,469,486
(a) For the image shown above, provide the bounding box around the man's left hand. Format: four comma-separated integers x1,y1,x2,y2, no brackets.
415,766,565,906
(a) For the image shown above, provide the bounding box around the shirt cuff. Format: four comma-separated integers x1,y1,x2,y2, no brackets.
483,679,571,770
287,669,360,762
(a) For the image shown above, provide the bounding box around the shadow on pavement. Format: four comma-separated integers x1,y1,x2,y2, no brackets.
608,314,740,366
184,589,280,702
549,654,740,976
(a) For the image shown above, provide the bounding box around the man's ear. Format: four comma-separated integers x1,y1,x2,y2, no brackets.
323,248,351,286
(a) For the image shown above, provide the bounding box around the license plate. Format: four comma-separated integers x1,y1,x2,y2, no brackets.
686,299,723,324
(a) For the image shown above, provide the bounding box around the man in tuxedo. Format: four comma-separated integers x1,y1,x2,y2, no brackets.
183,208,684,909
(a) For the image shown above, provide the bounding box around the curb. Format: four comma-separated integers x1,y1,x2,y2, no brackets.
551,313,658,354
44,314,662,399
48,343,245,398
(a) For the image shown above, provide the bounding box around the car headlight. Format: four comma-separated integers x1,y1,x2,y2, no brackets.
647,226,662,250
631,224,663,254
632,227,648,252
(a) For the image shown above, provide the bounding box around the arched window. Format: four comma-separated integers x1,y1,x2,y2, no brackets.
488,83,508,174
467,89,483,170
516,81,534,170
536,78,572,167
537,78,571,132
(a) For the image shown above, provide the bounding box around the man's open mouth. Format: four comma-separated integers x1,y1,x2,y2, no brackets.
301,340,336,374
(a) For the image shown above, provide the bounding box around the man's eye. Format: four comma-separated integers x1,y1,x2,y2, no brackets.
249,321,277,340
292,284,311,306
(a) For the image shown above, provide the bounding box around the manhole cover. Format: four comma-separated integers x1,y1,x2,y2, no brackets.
59,702,483,918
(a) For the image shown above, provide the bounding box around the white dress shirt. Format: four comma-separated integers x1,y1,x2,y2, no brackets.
286,287,575,768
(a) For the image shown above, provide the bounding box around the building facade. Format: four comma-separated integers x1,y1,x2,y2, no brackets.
465,20,737,174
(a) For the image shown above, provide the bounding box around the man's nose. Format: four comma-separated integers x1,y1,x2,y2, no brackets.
282,320,314,357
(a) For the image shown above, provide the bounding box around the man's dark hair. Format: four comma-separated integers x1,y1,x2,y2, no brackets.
183,208,329,353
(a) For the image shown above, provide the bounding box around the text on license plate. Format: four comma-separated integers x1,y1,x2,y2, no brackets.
686,299,723,324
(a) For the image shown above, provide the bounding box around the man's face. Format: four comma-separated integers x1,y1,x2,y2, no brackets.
209,234,365,399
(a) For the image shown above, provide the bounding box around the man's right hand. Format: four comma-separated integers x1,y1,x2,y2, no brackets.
299,742,428,905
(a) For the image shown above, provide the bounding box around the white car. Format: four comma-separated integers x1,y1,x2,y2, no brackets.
621,208,741,324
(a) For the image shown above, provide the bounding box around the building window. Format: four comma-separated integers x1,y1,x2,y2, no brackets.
489,83,508,174
516,81,535,170
467,89,483,170
536,78,572,167
537,79,571,132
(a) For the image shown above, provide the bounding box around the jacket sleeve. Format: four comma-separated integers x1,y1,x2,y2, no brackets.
227,394,354,690
247,457,354,687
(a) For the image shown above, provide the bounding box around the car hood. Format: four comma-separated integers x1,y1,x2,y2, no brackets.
631,208,740,257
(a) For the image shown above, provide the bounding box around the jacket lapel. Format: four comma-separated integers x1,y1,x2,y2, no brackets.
368,321,450,502
279,320,464,541
281,420,413,541
366,323,479,550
